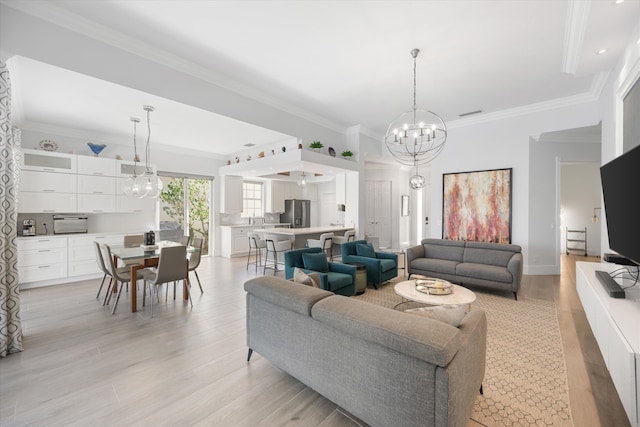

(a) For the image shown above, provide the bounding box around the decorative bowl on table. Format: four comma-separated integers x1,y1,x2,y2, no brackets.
88,142,106,156
140,244,158,251
415,278,453,295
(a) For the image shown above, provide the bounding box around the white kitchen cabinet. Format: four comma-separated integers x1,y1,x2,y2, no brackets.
18,192,77,213
285,181,301,200
116,160,152,177
78,194,116,213
221,226,255,257
223,175,244,213
115,178,156,213
116,194,155,213
77,175,115,194
21,149,76,173
19,155,76,214
18,237,68,283
77,175,116,212
77,156,117,176
20,170,77,193
68,234,122,277
270,180,286,213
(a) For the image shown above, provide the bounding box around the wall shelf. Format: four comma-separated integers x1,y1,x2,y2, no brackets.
566,227,587,256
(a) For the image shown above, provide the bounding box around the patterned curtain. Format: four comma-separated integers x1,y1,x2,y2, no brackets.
0,60,23,357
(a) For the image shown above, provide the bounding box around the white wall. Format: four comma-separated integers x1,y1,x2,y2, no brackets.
430,101,601,274
598,20,640,258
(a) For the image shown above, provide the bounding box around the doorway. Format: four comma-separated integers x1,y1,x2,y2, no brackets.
559,162,601,257
158,175,213,255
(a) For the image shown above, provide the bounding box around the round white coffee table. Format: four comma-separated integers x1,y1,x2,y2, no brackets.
393,279,476,310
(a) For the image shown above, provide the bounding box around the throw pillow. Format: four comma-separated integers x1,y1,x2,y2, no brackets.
293,267,320,288
302,252,329,272
356,243,376,258
405,305,467,327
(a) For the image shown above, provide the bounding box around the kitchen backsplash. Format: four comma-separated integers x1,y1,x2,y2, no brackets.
220,212,281,225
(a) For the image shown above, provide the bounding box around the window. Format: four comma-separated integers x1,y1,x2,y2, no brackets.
243,181,263,218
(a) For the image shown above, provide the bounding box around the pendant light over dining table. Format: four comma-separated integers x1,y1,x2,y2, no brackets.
384,49,447,189
122,105,163,198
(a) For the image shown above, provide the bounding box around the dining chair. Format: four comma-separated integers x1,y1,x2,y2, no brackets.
94,240,112,300
263,235,292,275
307,233,334,260
143,245,192,317
187,237,204,294
247,232,266,272
101,243,152,314
122,234,145,267
95,241,133,305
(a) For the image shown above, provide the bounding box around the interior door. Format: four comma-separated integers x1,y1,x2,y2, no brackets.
365,180,392,248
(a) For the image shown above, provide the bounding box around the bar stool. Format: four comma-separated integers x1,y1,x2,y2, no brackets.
332,229,356,261
247,232,266,272
307,232,334,260
263,235,292,275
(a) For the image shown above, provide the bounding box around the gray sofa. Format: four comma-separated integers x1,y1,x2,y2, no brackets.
245,275,487,427
407,238,523,300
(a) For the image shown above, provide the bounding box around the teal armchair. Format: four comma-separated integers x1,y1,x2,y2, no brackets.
284,247,356,296
341,240,398,289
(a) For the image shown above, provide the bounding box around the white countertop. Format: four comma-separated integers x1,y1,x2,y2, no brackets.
252,226,351,235
221,223,290,228
17,231,144,240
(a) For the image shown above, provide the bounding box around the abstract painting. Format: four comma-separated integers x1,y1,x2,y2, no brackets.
442,168,512,243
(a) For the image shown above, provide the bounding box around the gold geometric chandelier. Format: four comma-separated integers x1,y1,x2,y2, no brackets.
384,48,447,189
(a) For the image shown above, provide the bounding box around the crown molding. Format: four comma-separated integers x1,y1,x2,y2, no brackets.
538,133,601,144
447,89,597,130
561,0,591,75
5,57,25,124
1,1,349,135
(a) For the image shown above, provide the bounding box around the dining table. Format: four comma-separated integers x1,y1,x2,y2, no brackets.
109,240,199,313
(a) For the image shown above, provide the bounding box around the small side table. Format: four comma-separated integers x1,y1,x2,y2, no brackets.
347,262,367,295
381,247,408,277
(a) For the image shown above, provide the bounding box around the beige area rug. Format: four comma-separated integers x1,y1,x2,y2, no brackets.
353,281,573,427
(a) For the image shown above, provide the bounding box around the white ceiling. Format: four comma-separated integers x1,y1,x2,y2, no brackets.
3,0,640,157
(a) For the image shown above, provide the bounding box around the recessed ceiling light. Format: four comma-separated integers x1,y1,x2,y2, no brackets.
597,48,608,54
615,0,625,4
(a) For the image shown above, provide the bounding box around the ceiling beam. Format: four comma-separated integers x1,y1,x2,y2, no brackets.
562,0,591,75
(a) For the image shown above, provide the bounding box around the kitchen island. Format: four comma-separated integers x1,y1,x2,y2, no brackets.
252,226,353,249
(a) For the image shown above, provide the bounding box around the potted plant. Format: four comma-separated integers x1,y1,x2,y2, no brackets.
341,150,354,159
309,140,324,151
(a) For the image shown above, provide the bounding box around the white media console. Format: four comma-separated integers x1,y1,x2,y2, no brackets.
576,261,640,426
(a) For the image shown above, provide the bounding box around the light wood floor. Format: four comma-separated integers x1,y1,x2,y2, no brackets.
0,254,630,426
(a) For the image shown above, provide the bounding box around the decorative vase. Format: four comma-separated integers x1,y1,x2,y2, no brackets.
88,142,106,156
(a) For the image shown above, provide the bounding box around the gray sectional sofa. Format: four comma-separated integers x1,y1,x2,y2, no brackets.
406,238,523,300
245,275,487,427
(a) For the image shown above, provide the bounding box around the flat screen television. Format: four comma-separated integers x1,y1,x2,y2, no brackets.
600,144,640,267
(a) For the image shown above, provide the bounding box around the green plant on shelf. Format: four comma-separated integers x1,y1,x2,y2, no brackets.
309,140,324,149
341,150,354,158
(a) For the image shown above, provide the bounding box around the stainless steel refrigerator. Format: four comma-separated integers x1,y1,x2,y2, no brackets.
280,199,310,228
